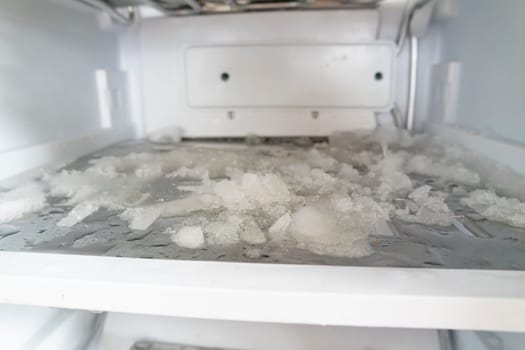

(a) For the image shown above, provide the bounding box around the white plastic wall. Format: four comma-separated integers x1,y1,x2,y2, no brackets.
0,304,99,349
0,0,136,180
415,0,525,174
436,0,525,144
439,0,525,142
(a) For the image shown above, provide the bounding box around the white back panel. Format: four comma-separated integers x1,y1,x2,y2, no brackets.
186,44,393,108
140,10,383,137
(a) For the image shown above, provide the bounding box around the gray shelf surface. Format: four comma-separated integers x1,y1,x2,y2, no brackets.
1,139,524,270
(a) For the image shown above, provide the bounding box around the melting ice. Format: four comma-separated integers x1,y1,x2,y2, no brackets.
2,128,525,258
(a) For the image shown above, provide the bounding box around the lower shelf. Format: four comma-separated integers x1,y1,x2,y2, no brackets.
104,315,442,350
0,251,524,332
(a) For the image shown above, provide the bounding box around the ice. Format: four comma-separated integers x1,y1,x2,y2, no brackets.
395,185,453,226
0,183,47,224
338,163,360,179
244,247,263,258
47,170,99,203
287,200,373,258
169,226,205,248
161,194,222,217
461,190,525,228
375,170,412,201
344,194,392,225
120,207,162,230
268,213,291,240
290,206,337,239
265,193,387,257
4,127,525,259
406,155,480,186
305,148,338,171
373,152,413,201
204,216,241,246
212,173,291,211
46,169,141,211
85,158,120,178
148,126,183,144
283,164,338,195
239,216,267,244
57,202,100,227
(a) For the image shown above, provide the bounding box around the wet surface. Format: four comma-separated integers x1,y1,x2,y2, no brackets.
1,140,524,269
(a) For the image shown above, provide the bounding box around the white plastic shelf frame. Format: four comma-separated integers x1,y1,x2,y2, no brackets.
0,252,525,332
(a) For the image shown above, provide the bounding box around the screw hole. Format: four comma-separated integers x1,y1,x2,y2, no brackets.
221,72,230,82
311,110,319,119
374,71,383,81
227,111,235,120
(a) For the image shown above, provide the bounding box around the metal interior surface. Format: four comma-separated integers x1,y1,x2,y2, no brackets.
131,340,231,350
0,140,524,269
102,0,380,16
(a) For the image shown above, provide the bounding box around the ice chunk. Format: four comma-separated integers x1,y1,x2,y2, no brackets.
338,163,360,179
120,206,162,230
0,183,47,224
239,216,267,244
86,156,121,178
306,148,338,171
244,247,263,258
343,194,393,225
395,185,452,226
461,190,525,228
376,171,412,201
268,213,291,240
406,155,480,185
290,206,337,239
371,152,412,200
122,192,151,207
373,126,418,149
57,202,100,227
213,173,291,210
288,204,373,257
264,204,290,221
204,218,240,246
161,194,222,217
212,180,246,209
282,164,338,195
148,126,183,144
169,226,205,248
46,169,140,210
47,170,98,203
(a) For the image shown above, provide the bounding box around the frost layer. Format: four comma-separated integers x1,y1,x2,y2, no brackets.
3,127,525,258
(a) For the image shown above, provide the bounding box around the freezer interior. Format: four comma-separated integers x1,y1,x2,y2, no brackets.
1,0,525,349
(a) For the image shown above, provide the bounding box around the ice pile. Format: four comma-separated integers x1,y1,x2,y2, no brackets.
461,190,525,228
0,183,47,224
2,127,525,258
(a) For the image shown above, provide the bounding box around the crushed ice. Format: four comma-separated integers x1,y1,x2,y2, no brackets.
2,128,525,258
